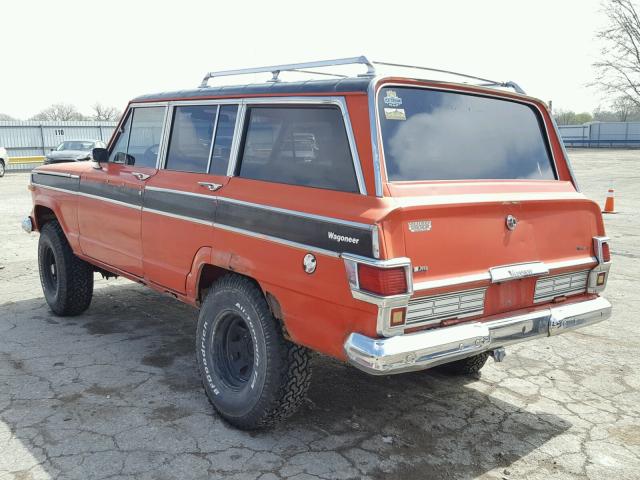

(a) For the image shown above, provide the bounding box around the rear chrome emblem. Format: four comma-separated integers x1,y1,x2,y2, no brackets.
408,220,432,232
505,215,518,231
303,253,317,274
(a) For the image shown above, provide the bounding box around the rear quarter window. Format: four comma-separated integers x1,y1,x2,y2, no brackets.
237,106,359,193
378,87,555,181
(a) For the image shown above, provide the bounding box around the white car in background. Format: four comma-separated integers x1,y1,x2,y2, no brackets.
0,147,7,177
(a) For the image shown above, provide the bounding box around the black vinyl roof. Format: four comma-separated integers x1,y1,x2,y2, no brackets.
132,77,372,103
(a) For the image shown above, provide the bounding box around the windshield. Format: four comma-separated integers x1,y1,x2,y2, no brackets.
57,141,94,151
377,87,555,181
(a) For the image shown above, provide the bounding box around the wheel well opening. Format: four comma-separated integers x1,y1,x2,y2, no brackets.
34,205,57,230
197,264,229,304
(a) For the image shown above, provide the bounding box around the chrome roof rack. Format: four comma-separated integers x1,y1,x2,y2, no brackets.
199,56,375,88
371,61,526,94
198,56,526,95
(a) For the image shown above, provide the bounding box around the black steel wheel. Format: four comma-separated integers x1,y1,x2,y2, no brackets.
211,313,255,388
38,221,94,316
196,274,312,430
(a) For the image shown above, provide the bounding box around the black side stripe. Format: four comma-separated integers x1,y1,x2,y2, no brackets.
144,189,216,223
79,180,143,207
31,172,79,191
31,177,374,257
216,200,373,257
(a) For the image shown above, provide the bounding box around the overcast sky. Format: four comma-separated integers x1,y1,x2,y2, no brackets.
2,0,609,119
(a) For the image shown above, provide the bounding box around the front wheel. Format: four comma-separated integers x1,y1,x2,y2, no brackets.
0,160,5,177
196,274,311,430
38,221,94,315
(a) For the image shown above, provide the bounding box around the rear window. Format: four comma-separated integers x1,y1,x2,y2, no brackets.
378,87,555,181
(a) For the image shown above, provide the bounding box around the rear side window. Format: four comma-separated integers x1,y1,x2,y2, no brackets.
165,105,217,173
237,106,358,193
378,87,555,181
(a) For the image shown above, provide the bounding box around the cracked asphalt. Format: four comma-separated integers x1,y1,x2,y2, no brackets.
1,149,639,480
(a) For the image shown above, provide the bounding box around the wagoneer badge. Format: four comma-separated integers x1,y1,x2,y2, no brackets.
505,215,518,231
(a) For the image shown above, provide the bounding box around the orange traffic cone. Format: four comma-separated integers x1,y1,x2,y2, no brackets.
603,188,616,214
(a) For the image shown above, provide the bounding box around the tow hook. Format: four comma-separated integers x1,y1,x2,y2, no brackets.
491,347,506,363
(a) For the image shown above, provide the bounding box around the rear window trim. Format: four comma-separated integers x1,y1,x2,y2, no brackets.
373,82,559,186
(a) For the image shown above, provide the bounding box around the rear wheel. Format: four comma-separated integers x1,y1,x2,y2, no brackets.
438,352,489,375
0,160,5,177
196,274,311,430
38,221,94,316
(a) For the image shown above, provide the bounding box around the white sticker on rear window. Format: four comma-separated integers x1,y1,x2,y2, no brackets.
383,90,403,107
384,108,406,120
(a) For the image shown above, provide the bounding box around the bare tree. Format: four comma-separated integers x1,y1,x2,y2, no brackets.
611,95,638,119
30,103,86,121
91,103,122,121
593,0,640,107
0,113,17,121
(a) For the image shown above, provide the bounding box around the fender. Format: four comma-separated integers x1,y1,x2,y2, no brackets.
186,246,214,300
33,190,81,253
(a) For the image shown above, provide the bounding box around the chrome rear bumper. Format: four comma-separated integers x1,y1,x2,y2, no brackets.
344,296,612,375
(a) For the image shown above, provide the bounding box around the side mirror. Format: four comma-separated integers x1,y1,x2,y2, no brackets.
92,147,109,163
91,147,109,170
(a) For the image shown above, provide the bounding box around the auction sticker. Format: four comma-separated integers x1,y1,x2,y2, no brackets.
384,108,406,120
383,90,403,107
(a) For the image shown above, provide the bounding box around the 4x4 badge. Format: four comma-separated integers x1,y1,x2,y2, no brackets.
506,215,518,231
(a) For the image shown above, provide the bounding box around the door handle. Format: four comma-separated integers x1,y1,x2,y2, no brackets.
198,182,223,191
130,172,151,181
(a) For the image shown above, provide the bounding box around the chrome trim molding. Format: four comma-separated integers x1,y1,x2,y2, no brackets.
413,256,598,292
77,191,142,210
546,257,597,270
593,236,610,264
32,184,76,196
345,296,612,375
33,171,80,179
143,207,212,226
145,185,216,201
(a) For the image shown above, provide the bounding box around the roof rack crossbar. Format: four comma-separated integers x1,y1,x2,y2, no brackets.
372,61,526,95
199,56,375,88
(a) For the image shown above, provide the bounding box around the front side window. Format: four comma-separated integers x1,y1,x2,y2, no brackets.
378,87,555,181
238,106,358,192
126,107,165,168
165,105,217,173
109,113,132,163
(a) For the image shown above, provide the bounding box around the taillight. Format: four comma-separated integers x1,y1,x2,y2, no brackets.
602,242,611,262
357,264,407,296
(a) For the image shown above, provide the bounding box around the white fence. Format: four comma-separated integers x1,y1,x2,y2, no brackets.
558,122,640,147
